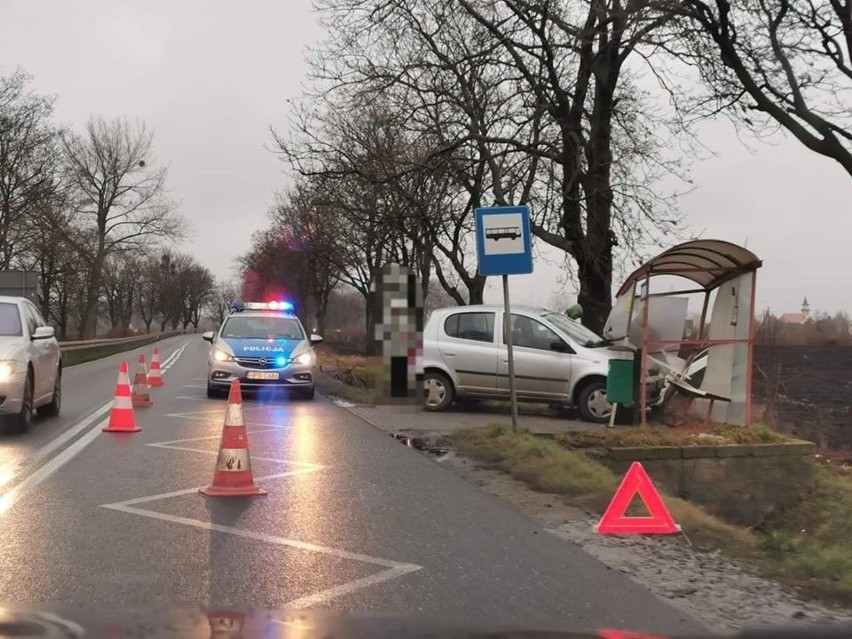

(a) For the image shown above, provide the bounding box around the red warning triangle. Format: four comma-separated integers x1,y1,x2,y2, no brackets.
595,462,679,535
597,630,670,639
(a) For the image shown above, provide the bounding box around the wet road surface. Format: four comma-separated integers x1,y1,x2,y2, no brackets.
0,336,705,635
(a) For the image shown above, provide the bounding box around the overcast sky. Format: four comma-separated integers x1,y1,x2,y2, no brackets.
2,1,849,317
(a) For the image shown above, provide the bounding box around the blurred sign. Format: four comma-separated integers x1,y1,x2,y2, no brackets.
367,264,424,406
475,206,533,276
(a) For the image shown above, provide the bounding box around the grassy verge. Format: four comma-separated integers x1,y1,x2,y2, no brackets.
315,349,371,404
453,424,852,605
556,423,790,450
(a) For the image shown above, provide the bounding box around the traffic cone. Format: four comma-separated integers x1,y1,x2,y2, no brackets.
200,380,267,497
103,361,140,433
207,611,245,639
131,353,153,407
148,346,164,387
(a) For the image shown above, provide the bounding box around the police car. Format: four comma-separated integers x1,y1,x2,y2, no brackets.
201,300,323,399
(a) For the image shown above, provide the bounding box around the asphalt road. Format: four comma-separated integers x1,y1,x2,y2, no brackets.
0,336,706,636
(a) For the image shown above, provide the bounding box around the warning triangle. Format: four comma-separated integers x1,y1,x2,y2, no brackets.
595,462,680,535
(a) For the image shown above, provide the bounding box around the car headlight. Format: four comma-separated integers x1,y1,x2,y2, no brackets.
0,361,16,382
213,349,233,362
295,352,313,366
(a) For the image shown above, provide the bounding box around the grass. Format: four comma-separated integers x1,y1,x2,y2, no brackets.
556,423,790,450
314,349,371,404
453,424,852,604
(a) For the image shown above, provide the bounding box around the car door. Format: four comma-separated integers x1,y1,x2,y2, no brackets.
23,302,53,401
437,310,500,396
497,313,573,401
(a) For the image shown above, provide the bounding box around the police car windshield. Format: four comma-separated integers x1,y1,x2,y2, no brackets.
221,315,304,340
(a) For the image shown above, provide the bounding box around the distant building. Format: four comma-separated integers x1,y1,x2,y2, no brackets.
778,297,811,324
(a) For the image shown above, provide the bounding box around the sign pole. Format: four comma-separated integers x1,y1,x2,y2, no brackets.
503,274,519,432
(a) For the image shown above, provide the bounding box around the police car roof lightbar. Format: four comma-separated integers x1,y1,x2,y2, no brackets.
229,300,295,313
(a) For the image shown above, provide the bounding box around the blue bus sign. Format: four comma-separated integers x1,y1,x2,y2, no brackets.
475,206,533,276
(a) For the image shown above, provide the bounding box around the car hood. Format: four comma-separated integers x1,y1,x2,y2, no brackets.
217,338,305,360
0,605,845,639
0,336,27,361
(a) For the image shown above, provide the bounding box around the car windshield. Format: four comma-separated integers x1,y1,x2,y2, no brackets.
221,315,304,340
0,303,22,336
541,311,607,348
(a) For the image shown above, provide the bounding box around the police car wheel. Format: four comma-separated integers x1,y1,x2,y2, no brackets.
206,381,224,399
295,386,315,400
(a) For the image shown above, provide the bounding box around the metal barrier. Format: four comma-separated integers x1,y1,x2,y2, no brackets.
59,329,197,367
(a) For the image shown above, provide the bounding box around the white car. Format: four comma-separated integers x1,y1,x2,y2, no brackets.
422,305,664,423
0,296,62,433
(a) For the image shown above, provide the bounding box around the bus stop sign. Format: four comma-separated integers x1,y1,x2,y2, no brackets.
475,206,533,276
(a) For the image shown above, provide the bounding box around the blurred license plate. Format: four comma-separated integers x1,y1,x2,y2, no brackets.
247,372,279,380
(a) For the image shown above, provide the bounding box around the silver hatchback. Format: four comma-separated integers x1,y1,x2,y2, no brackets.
421,305,662,423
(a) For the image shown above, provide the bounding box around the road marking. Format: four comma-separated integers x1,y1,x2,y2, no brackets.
146,429,316,465
0,339,190,518
100,469,422,608
0,415,106,516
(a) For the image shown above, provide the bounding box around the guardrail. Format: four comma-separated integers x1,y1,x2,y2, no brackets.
59,329,198,367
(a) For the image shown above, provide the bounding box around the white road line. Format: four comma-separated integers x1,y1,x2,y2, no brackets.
100,491,422,608
284,563,422,609
0,400,113,480
0,415,107,516
0,340,190,517
102,494,417,567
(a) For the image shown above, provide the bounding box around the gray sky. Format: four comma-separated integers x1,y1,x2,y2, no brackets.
2,1,849,318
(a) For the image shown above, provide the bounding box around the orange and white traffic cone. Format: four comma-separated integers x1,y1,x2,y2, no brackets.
103,361,140,433
200,380,267,497
207,611,245,639
148,346,164,387
131,353,153,408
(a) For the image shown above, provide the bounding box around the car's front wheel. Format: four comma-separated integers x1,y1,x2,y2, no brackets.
206,381,224,399
4,373,35,434
577,380,612,424
424,370,454,412
39,366,62,417
296,386,315,401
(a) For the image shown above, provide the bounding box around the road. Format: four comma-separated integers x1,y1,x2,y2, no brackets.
0,336,706,636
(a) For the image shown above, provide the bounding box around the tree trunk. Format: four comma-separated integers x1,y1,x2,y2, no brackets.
467,275,486,304
80,248,106,339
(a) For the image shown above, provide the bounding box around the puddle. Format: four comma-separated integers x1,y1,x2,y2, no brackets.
390,432,450,457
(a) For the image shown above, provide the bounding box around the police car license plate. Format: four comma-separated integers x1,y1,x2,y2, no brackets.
247,372,279,380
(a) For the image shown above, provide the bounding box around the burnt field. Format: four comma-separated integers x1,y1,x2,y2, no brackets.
753,345,852,451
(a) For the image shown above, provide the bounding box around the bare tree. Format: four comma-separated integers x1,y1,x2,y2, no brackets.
303,0,688,333
207,279,240,328
679,0,852,176
60,116,184,338
178,263,215,329
0,70,62,269
101,252,141,334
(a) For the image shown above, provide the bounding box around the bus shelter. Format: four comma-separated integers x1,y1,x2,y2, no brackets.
607,240,762,426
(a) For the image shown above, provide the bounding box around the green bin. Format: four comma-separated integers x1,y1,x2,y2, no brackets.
607,358,635,404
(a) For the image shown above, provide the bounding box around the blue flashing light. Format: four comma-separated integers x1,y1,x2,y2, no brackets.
275,356,288,367
243,300,295,312
229,300,245,313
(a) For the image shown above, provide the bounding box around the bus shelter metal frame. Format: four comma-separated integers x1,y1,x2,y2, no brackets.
615,240,763,426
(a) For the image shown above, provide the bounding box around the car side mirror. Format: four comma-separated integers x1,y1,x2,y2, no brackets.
310,333,323,344
550,340,568,353
202,331,215,343
33,326,55,340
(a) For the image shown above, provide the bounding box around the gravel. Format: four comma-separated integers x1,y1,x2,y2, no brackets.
438,452,852,637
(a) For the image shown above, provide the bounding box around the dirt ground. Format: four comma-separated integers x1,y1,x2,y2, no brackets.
754,345,852,451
